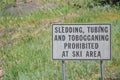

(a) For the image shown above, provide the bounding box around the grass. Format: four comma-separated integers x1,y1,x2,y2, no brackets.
0,0,120,80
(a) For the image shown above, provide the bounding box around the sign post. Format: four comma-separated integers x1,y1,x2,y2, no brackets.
100,60,104,80
52,24,111,80
62,60,65,80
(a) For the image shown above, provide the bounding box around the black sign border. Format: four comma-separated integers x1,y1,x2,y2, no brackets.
52,23,112,60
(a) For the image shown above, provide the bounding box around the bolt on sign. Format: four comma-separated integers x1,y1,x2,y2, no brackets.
52,24,111,60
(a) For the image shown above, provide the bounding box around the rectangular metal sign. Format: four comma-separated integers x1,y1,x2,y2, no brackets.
52,24,111,60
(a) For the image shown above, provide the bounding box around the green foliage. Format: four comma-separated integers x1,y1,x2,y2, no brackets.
93,0,120,6
0,0,120,80
112,20,120,66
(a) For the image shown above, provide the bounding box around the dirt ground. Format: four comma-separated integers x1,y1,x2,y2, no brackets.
5,1,55,15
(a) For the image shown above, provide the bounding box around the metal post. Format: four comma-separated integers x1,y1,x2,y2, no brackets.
100,60,104,80
62,60,65,80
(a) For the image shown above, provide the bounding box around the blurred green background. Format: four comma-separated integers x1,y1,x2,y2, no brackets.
0,0,120,80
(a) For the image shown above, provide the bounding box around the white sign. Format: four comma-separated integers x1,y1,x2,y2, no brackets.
52,24,111,60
